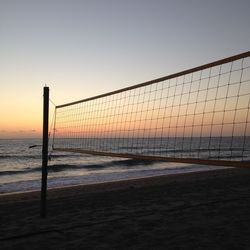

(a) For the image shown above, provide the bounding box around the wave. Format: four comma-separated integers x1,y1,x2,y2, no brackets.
0,152,97,160
0,153,80,160
49,159,159,172
0,170,27,176
142,147,249,154
0,159,159,176
1,155,249,177
0,154,41,160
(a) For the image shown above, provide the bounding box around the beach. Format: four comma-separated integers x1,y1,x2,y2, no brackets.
1,168,250,249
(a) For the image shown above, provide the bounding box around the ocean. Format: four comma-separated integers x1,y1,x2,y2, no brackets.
0,138,249,194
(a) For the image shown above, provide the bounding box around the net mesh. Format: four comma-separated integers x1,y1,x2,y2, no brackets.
52,52,250,167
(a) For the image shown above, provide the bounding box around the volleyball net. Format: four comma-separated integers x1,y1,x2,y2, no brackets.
52,51,250,167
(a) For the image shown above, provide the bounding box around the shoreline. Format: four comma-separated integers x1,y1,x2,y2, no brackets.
0,164,230,197
0,167,232,200
1,167,250,249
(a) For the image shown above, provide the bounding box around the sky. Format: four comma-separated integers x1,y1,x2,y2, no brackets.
0,0,249,139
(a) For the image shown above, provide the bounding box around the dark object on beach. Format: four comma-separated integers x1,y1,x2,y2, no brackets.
29,145,42,149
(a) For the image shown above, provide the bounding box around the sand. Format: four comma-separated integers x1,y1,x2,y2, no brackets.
1,168,250,249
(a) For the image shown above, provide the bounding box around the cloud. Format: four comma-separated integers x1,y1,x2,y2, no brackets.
18,129,37,133
0,129,40,139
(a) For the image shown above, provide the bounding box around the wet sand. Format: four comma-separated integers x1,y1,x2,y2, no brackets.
1,168,250,249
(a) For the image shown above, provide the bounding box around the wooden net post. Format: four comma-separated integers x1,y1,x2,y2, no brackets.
40,86,49,218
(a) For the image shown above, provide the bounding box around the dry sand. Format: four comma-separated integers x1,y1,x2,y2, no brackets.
1,168,250,249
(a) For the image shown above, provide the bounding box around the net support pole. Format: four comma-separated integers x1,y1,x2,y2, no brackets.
40,86,49,218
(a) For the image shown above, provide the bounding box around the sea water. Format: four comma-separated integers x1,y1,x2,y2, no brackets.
0,138,249,194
